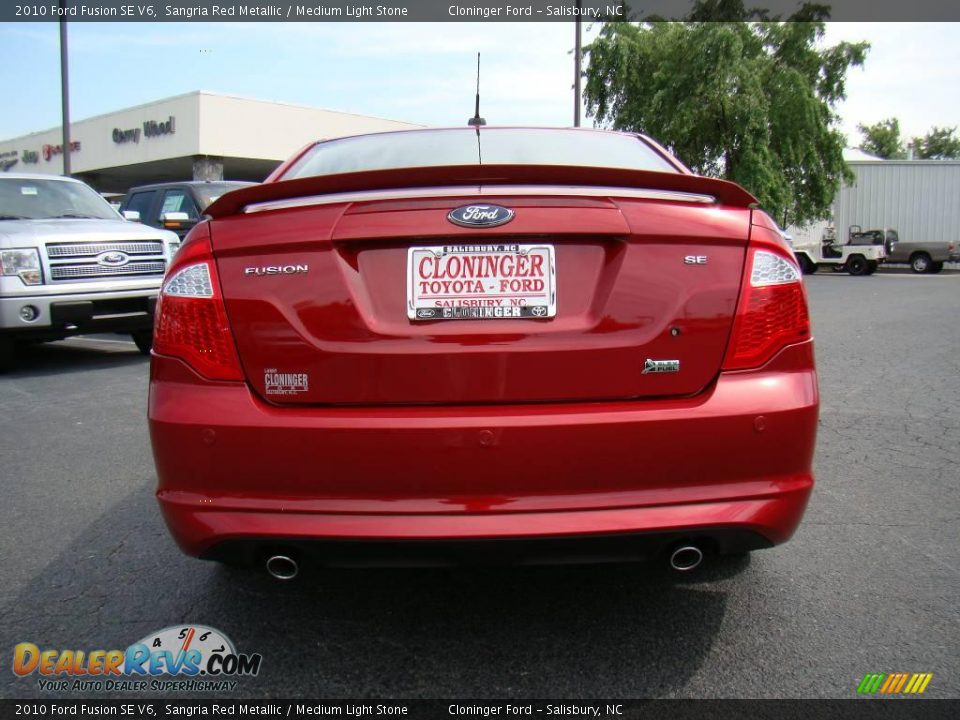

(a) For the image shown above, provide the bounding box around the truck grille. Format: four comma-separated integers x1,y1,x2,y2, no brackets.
50,261,167,280
46,241,164,258
45,241,167,282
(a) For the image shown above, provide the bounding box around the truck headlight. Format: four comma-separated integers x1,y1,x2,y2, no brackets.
1,248,42,285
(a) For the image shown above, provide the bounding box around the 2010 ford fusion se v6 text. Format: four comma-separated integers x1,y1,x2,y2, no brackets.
147,127,818,579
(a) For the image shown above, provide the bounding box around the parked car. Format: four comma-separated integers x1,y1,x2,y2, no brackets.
148,127,818,579
0,174,180,369
119,180,255,238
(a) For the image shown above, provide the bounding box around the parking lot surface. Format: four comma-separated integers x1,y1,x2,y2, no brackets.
1,270,958,699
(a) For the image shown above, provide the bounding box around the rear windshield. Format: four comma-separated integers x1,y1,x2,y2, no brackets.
0,178,119,221
283,128,678,179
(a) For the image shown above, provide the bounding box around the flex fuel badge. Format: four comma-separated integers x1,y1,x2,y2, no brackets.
12,625,262,693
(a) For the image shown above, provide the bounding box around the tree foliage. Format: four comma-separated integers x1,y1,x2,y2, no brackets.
858,120,960,160
583,1,869,226
913,126,960,159
857,118,906,159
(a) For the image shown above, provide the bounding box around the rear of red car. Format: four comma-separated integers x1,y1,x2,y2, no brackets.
148,128,817,573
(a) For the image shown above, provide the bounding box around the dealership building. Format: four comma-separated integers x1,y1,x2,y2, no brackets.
0,91,423,193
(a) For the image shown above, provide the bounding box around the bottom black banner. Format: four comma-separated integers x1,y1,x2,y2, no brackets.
1,700,958,720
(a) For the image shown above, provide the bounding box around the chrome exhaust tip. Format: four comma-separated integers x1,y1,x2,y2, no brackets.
266,555,299,581
669,545,704,572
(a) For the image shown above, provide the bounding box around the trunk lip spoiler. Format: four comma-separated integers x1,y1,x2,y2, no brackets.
242,185,717,215
206,164,757,219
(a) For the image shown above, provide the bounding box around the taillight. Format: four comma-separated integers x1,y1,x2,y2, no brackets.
722,231,811,371
153,224,243,381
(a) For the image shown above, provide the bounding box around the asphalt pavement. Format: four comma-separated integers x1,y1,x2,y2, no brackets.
1,269,957,700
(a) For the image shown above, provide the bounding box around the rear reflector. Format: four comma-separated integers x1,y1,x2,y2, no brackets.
723,241,810,371
153,229,243,381
163,263,214,297
751,250,801,286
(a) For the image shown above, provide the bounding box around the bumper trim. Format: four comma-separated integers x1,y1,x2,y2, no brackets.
200,528,774,568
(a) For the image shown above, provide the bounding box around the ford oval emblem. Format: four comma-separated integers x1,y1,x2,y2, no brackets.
97,251,130,267
447,204,515,228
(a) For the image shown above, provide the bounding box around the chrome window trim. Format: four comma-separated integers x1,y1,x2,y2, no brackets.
243,185,716,214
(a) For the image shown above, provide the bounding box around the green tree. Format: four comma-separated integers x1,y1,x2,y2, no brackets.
912,126,960,159
857,118,906,159
583,1,869,226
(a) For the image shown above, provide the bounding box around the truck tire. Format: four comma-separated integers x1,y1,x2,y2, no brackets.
928,261,944,274
0,339,15,372
847,255,869,276
131,329,153,355
910,252,932,273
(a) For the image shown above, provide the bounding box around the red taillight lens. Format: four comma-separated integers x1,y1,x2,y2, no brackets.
723,245,811,371
153,228,243,381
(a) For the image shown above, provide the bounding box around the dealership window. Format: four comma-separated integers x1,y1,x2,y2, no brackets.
160,189,199,220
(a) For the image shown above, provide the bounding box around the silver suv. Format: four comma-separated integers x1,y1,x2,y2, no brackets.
0,174,180,369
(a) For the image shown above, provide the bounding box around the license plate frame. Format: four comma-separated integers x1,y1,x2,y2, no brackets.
407,243,557,321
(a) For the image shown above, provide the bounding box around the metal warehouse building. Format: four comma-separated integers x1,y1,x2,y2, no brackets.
789,157,960,247
834,160,960,243
0,91,423,193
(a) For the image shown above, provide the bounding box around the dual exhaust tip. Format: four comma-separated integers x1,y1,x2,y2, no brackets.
265,554,299,581
264,545,704,579
669,544,704,572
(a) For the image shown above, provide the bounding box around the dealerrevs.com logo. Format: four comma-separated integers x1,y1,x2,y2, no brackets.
12,625,262,693
857,672,934,695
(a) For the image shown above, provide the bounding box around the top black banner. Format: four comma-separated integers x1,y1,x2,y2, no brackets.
3,1,959,23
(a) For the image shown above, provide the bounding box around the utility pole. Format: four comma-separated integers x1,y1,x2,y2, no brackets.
574,0,582,127
59,0,71,176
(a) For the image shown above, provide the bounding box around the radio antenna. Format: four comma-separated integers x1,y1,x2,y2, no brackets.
468,53,486,127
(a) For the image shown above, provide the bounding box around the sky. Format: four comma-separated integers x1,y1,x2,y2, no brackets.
0,21,958,147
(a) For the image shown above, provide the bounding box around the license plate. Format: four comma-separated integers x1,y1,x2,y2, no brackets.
407,244,556,320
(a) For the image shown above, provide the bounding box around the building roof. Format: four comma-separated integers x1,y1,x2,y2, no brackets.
844,148,883,161
1,91,422,143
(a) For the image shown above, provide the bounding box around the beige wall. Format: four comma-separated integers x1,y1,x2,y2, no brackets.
196,93,421,161
0,91,422,177
0,93,201,176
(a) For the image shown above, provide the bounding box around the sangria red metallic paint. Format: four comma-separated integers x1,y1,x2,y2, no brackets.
148,128,818,568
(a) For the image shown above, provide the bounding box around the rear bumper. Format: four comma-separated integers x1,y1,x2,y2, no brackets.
149,341,818,559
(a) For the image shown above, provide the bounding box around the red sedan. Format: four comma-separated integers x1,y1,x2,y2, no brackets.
148,128,817,579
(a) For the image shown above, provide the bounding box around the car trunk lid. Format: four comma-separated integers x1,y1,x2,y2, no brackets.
211,176,752,406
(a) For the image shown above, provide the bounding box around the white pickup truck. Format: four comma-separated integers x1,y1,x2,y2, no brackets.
0,174,180,369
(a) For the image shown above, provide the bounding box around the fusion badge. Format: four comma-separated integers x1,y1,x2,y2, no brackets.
244,264,308,276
